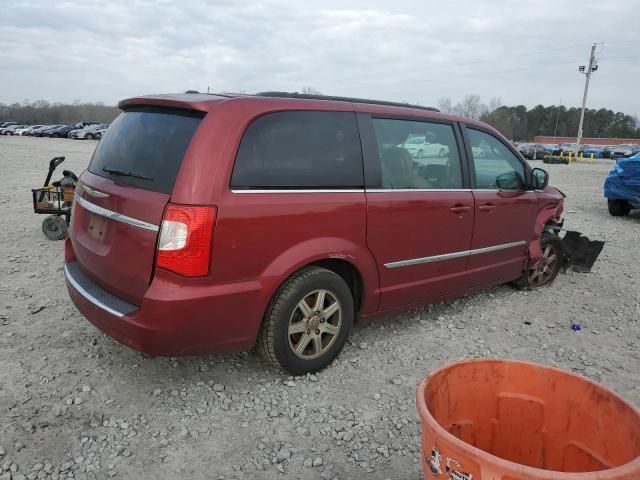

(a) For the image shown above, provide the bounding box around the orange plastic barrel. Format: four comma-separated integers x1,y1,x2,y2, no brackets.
416,359,640,479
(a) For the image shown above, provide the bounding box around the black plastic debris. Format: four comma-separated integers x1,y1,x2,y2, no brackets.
561,231,605,273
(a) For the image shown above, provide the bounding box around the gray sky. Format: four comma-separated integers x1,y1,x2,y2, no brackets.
1,0,638,114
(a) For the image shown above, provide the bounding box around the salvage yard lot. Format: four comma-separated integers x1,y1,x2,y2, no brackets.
1,136,639,480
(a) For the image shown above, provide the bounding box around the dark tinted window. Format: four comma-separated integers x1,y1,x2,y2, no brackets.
230,111,363,189
88,107,203,194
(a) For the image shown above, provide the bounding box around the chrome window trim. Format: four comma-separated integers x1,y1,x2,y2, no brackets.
74,194,159,232
64,265,125,318
231,189,365,194
384,240,527,269
366,188,472,193
230,188,531,194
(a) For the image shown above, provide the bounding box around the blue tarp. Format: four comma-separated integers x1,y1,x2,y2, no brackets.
604,155,640,203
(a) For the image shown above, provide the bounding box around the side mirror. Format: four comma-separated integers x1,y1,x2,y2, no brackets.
531,167,549,190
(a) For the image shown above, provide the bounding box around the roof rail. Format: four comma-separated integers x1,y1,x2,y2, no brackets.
256,91,439,112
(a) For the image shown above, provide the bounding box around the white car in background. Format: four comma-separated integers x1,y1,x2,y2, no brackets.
402,136,449,159
94,126,108,139
14,125,44,135
0,124,28,135
69,124,107,140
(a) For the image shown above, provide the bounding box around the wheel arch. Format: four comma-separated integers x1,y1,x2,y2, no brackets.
260,237,381,316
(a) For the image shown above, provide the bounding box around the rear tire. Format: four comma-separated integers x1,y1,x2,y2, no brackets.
258,266,354,375
86,133,94,140
608,199,631,217
42,215,68,240
512,233,563,290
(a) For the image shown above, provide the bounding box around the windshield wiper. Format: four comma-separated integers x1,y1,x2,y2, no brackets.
102,167,153,180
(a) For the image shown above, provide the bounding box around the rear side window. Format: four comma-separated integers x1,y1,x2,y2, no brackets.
88,107,203,194
230,111,364,189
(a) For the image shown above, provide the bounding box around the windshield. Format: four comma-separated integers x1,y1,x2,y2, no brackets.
405,137,425,144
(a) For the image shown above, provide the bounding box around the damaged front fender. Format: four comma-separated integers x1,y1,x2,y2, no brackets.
528,204,563,263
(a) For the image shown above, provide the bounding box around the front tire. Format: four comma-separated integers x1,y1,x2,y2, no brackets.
608,199,631,216
258,266,354,375
512,233,563,290
86,133,94,140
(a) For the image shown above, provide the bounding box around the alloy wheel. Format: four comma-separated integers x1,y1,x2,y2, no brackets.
528,244,558,287
288,289,342,360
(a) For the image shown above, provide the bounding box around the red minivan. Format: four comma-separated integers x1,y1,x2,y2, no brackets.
65,92,564,374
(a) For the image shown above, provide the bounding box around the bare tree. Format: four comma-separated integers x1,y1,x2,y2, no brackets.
0,100,119,124
454,94,485,119
488,96,502,113
437,97,453,114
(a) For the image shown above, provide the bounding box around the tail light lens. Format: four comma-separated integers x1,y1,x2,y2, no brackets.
156,204,216,277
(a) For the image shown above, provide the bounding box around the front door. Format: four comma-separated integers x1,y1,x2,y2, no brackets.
464,127,537,288
362,116,475,310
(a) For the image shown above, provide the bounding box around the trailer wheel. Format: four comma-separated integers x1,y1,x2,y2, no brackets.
42,215,68,240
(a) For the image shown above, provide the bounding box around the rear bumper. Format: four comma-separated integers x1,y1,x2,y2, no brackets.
65,262,283,356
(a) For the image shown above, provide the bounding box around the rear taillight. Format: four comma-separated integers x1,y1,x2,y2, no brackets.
156,204,216,277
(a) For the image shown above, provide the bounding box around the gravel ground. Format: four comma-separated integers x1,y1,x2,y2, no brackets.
0,136,638,480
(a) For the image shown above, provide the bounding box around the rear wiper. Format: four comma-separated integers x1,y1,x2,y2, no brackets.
102,167,153,180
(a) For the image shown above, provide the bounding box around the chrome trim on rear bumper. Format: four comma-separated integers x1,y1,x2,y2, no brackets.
74,194,159,232
64,264,126,317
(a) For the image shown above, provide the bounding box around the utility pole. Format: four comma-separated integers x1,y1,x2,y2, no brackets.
553,98,561,139
575,43,598,155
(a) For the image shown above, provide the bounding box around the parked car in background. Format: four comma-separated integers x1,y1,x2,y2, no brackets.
604,152,640,216
14,125,44,135
69,124,108,140
64,92,565,374
94,127,108,139
0,124,28,135
401,136,449,159
601,146,615,159
0,121,19,129
548,143,576,155
47,125,77,138
34,125,64,137
611,144,640,159
582,145,604,158
519,143,550,159
23,125,48,136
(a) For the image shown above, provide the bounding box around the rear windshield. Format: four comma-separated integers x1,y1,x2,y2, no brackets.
88,107,203,194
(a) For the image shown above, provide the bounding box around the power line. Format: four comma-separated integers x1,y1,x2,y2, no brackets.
332,43,591,84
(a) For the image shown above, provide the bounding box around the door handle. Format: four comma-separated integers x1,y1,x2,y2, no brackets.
478,203,496,212
450,205,471,214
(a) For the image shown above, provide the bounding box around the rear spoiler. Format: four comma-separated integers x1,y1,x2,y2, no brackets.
118,93,231,112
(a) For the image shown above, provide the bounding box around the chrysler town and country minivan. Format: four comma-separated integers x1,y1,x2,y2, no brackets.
64,92,565,374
